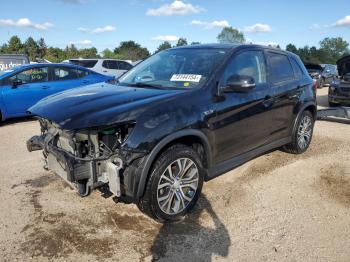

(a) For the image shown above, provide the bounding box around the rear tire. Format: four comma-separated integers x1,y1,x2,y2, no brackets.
283,110,314,154
137,144,204,222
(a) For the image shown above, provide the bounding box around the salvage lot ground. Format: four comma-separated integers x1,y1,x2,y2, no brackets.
0,87,349,262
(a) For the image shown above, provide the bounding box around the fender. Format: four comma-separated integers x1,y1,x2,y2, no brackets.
135,129,212,199
291,101,317,136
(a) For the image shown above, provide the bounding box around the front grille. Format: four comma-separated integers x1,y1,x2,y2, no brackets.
341,87,350,92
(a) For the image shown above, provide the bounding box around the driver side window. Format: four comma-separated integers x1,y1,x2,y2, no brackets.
223,51,267,86
9,67,48,84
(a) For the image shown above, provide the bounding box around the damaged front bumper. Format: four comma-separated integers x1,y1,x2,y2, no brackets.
27,119,146,199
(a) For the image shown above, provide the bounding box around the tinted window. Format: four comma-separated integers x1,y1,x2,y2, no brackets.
102,60,118,70
76,69,89,78
290,58,303,79
9,67,48,84
118,61,133,70
69,60,98,68
268,52,294,83
53,67,79,81
223,50,267,85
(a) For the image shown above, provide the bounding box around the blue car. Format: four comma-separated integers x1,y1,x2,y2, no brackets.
0,63,114,121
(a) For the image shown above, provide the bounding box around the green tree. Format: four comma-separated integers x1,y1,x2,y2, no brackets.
79,47,99,58
286,44,298,54
217,27,245,44
102,48,116,58
37,38,47,58
65,44,79,59
44,47,67,62
155,41,172,53
176,38,188,47
114,41,150,61
0,43,8,54
7,35,24,53
24,37,39,61
319,37,349,64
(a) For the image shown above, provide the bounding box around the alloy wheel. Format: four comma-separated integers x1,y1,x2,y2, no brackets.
157,158,199,215
297,115,312,150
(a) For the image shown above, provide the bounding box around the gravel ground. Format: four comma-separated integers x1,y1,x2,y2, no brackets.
0,87,349,262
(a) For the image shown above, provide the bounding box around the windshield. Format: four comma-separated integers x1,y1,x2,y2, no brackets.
118,48,228,89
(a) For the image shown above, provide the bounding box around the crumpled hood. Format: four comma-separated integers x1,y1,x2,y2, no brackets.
28,83,182,130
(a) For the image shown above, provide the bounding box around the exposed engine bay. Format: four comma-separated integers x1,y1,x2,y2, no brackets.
27,118,141,198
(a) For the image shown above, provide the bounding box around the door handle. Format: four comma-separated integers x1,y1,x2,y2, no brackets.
42,86,50,89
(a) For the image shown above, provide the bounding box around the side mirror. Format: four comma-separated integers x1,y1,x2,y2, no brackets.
11,79,23,88
222,75,256,93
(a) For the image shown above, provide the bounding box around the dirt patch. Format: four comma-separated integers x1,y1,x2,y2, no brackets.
11,174,57,189
21,222,119,259
238,135,343,183
317,164,350,206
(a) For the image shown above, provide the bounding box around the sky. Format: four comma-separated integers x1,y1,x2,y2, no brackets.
0,0,349,53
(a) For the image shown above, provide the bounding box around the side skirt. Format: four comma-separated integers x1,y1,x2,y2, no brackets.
207,137,291,181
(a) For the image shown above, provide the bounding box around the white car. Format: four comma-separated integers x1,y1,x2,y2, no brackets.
66,59,133,78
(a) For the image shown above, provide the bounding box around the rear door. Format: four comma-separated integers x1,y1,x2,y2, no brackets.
2,66,49,116
47,66,91,93
102,60,119,76
267,52,301,140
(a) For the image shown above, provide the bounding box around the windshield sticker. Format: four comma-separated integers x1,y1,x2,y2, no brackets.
170,74,202,82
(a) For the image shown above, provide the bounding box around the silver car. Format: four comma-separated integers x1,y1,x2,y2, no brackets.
66,59,133,78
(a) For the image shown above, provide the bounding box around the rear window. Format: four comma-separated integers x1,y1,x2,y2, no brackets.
118,61,133,70
53,67,89,81
102,60,118,69
268,52,294,83
69,60,98,68
290,58,304,79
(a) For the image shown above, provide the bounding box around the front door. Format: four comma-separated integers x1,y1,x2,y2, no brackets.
211,49,274,164
2,66,49,116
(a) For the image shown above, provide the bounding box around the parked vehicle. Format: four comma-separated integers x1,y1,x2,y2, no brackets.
67,59,133,78
304,63,338,88
27,44,316,222
305,63,323,88
320,64,338,87
328,55,350,106
0,54,29,71
0,63,113,121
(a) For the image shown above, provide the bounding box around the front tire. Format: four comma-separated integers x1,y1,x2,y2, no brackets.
283,110,314,154
137,144,204,222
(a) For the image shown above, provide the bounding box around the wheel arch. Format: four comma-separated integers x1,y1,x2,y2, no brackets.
135,129,212,199
292,101,317,136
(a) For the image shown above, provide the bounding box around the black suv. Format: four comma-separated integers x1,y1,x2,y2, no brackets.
27,44,316,222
